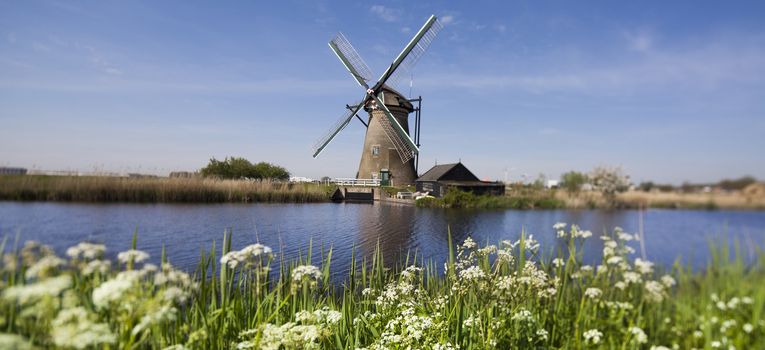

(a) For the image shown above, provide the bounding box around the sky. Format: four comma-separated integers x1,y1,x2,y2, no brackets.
1,1,764,184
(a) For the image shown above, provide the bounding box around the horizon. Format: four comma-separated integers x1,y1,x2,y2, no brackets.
2,1,764,185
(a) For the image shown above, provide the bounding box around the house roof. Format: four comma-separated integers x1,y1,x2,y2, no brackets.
416,162,480,182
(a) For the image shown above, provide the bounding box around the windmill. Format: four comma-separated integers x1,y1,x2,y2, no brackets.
312,15,443,186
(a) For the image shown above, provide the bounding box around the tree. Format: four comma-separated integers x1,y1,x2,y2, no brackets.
561,171,587,195
199,157,290,180
589,166,630,201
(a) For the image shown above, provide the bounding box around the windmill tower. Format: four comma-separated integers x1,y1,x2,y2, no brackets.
312,15,443,186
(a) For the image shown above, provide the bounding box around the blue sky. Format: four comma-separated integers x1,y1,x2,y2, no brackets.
1,1,764,184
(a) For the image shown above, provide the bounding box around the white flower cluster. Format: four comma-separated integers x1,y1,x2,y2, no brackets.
238,307,341,349
584,287,603,300
583,328,603,344
292,265,323,284
131,304,178,336
66,242,106,260
81,259,111,276
2,275,72,305
117,249,150,264
630,326,648,344
51,307,115,349
220,243,273,269
24,254,66,280
92,272,138,309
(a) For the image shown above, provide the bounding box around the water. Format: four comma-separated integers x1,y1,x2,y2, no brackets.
2,201,765,275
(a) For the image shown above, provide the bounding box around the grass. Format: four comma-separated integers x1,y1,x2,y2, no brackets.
417,188,566,209
0,175,333,203
1,224,763,349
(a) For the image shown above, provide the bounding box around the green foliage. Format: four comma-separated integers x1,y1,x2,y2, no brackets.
590,165,631,204
417,188,564,209
561,171,587,195
718,176,757,191
199,157,290,180
1,225,764,349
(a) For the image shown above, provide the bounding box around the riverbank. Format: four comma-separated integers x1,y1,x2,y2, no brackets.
1,225,762,349
559,189,765,210
0,175,332,203
2,175,764,210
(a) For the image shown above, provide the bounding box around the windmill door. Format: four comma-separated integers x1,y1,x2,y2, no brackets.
380,169,390,186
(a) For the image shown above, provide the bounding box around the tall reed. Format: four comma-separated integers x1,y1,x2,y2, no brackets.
0,176,332,203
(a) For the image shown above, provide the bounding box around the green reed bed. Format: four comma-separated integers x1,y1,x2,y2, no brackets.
0,176,332,203
1,224,764,349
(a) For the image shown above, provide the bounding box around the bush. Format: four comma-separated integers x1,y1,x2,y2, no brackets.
200,157,290,180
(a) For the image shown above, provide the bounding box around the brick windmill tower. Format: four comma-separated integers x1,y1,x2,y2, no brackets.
312,15,443,186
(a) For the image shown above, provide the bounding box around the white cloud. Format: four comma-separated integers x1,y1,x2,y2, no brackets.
370,5,399,22
625,31,653,52
418,38,765,95
401,27,410,33
440,15,455,25
494,24,507,33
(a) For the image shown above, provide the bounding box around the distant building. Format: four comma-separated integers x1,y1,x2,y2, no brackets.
0,167,27,175
289,176,315,183
415,162,505,197
169,171,198,179
546,180,559,189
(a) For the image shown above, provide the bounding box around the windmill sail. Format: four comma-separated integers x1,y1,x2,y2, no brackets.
371,15,441,93
312,99,366,158
386,17,444,93
372,93,419,162
329,33,373,89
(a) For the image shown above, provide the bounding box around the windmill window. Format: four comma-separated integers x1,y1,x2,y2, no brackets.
371,145,380,157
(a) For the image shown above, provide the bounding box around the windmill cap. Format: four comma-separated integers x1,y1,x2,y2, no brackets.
364,85,414,112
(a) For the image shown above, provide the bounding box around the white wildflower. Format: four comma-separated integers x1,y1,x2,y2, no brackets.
0,334,35,350
117,249,149,264
615,281,627,290
635,258,654,274
607,256,623,265
553,222,567,230
743,323,753,333
81,259,111,276
221,244,272,269
584,287,602,299
132,305,178,336
3,275,71,306
459,266,486,281
462,237,477,250
511,309,533,323
660,274,676,288
644,281,666,303
291,265,323,284
583,329,603,344
51,307,115,349
630,327,648,344
25,255,65,280
552,258,565,268
650,346,671,350
92,274,137,309
163,286,190,304
66,242,106,260
624,271,642,284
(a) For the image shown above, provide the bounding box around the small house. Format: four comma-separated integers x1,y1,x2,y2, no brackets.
415,162,505,198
